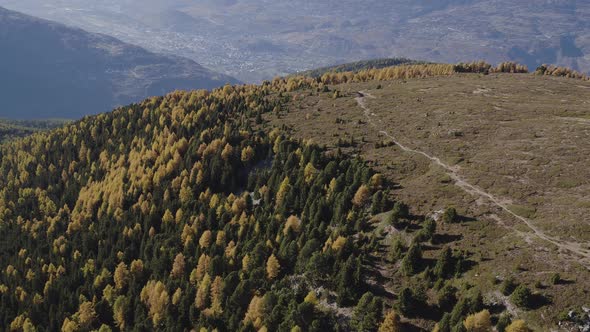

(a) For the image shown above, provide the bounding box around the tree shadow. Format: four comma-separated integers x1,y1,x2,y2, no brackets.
400,322,424,332
528,293,552,310
366,279,396,301
419,257,438,269
411,303,442,321
555,279,576,285
402,221,423,232
457,215,477,223
432,233,463,245
362,220,379,233
363,259,396,301
419,243,440,251
364,254,382,269
488,302,507,315
459,258,478,274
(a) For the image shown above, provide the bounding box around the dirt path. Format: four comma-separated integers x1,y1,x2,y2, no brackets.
557,116,590,124
356,91,590,268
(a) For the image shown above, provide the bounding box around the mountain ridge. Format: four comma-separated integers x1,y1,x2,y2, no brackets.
0,6,239,119
2,0,588,82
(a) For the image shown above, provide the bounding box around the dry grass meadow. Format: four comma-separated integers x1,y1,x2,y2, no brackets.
266,73,590,329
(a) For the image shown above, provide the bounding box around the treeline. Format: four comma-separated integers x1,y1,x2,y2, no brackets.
275,61,530,89
315,64,456,85
535,64,590,81
454,61,529,74
296,58,422,78
275,60,590,93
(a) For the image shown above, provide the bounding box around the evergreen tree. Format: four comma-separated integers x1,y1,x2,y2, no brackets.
500,277,517,296
438,283,457,310
397,287,415,316
510,285,532,309
352,292,383,332
496,313,512,332
434,247,454,279
336,256,362,306
437,313,452,332
371,190,385,214
442,207,457,223
389,238,405,262
401,243,422,276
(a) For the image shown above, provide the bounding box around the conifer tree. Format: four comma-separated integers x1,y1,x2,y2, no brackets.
434,247,454,279
505,320,532,332
114,262,129,290
171,253,186,278
401,243,422,275
352,185,370,207
463,310,491,332
378,310,401,332
352,292,383,332
510,285,532,308
266,254,281,280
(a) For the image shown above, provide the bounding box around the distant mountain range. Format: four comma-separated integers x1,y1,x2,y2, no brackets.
0,6,239,119
1,0,588,82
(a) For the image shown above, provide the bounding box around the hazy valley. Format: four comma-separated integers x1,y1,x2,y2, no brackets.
1,0,589,82
0,6,238,119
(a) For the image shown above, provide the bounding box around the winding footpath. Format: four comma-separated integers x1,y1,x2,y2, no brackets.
355,91,590,268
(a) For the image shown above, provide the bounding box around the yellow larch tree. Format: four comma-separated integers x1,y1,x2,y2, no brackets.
352,185,370,207
199,230,212,249
266,254,280,279
283,215,302,235
463,309,492,332
195,274,212,310
243,295,265,329
114,262,129,290
506,320,532,332
140,280,169,325
378,310,401,332
170,253,185,278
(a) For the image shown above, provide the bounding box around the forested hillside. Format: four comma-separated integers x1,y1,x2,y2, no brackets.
0,77,395,331
295,58,421,78
0,119,67,143
1,62,584,331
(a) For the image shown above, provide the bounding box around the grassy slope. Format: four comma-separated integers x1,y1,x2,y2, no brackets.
266,73,590,330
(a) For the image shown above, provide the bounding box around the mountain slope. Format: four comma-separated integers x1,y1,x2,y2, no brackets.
0,63,588,331
0,6,239,119
0,119,68,143
268,64,590,330
0,79,394,331
2,0,589,81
